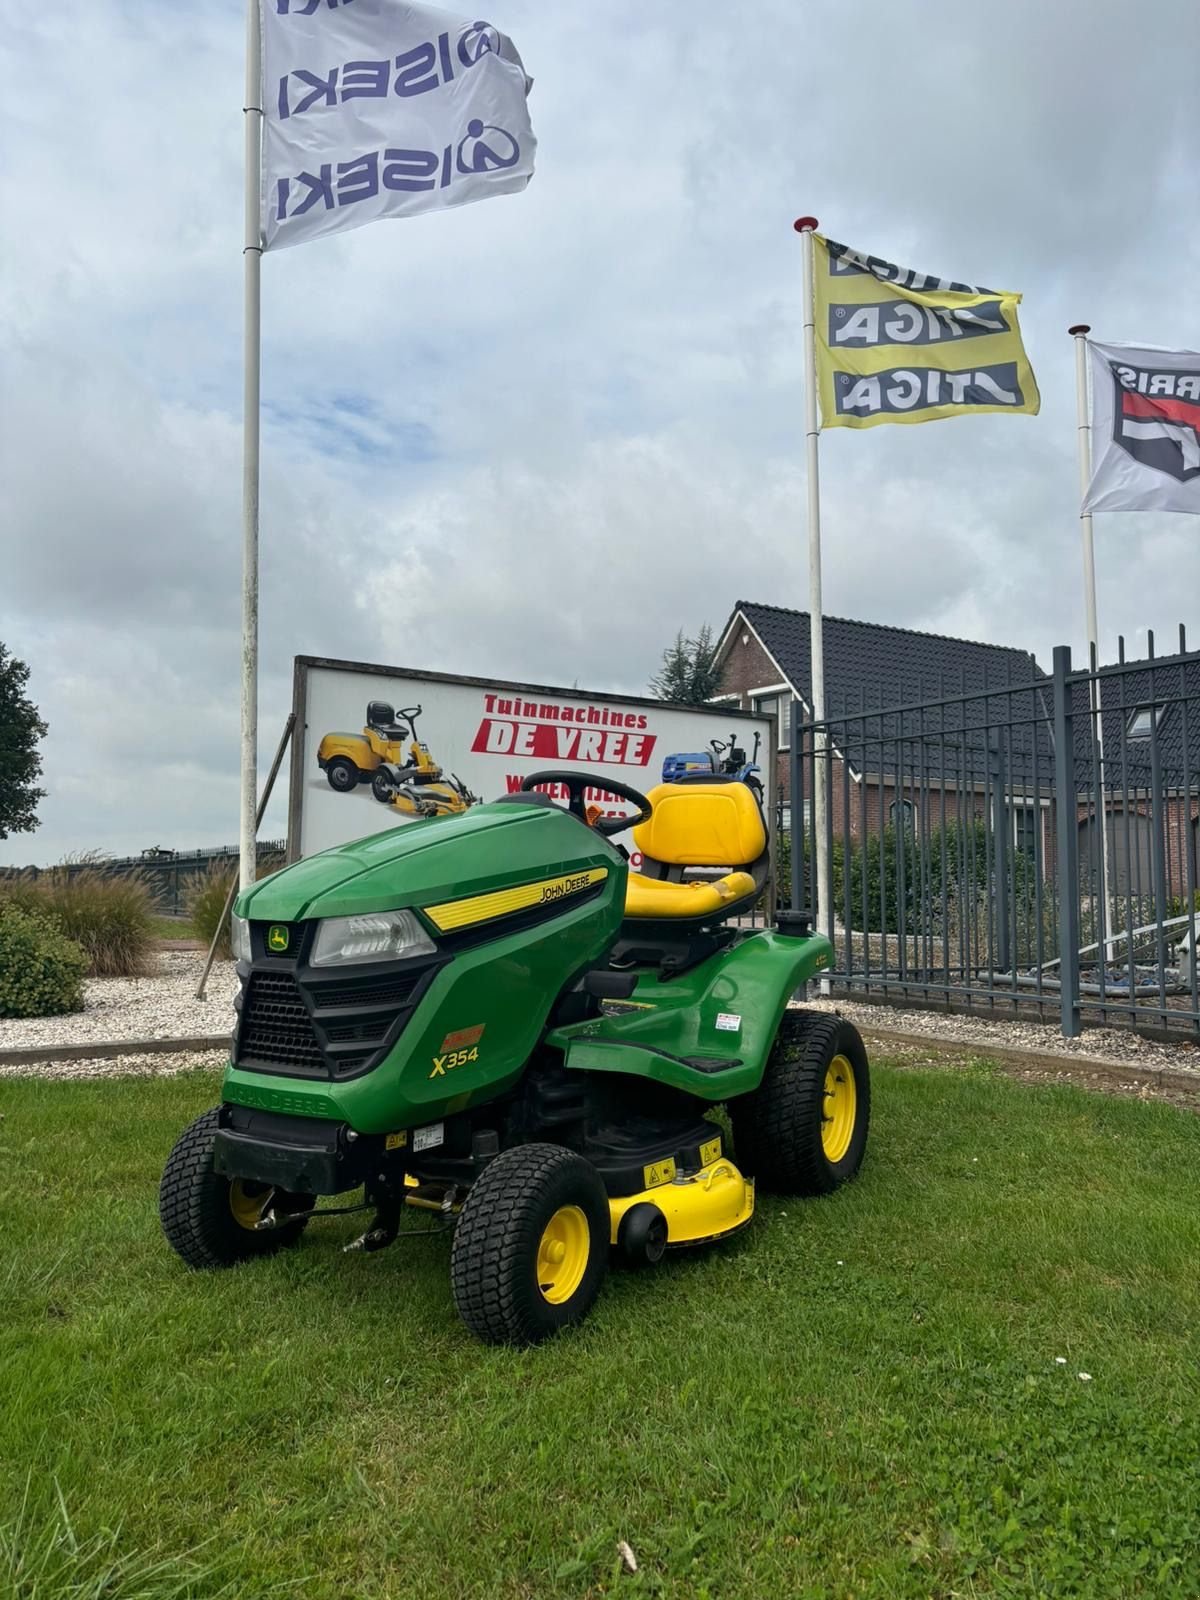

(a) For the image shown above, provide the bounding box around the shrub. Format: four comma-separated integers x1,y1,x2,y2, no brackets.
187,856,284,960
0,900,87,1017
2,855,157,978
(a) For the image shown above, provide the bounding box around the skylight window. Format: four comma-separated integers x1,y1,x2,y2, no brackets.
1126,705,1166,739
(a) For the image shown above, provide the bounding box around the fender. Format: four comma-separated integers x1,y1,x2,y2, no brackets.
546,928,833,1101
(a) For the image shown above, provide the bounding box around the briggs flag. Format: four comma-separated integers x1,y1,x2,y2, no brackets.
811,236,1040,429
260,0,536,252
1082,340,1200,514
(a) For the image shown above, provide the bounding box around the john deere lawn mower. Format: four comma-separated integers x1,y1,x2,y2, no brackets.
160,772,869,1345
317,701,476,818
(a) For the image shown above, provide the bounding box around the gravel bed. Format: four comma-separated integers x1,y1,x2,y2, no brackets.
805,993,1200,1075
0,952,237,1051
0,1050,227,1082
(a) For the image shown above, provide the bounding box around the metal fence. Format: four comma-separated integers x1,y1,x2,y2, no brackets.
1,841,286,917
789,630,1200,1042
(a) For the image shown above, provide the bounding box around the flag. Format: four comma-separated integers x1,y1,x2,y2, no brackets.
811,236,1040,429
1082,340,1200,514
261,0,536,252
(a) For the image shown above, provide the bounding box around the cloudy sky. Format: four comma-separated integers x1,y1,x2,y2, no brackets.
2,1,1198,864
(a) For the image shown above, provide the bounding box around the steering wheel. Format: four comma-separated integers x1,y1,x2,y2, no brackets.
519,770,654,838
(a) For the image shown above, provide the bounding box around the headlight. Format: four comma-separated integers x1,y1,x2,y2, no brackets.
230,912,251,963
311,910,436,967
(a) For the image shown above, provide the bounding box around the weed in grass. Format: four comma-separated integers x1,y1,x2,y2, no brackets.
2,1062,1200,1598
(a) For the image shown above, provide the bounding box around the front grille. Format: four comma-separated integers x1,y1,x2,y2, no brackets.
237,971,324,1072
317,973,424,1010
234,954,442,1081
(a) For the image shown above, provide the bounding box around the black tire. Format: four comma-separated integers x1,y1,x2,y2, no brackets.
450,1143,609,1346
617,1202,668,1268
747,776,765,806
371,770,395,803
731,1012,870,1196
159,1109,309,1270
325,757,359,793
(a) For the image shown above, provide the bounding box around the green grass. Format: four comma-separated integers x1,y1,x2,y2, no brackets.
149,916,196,941
3,1061,1199,1600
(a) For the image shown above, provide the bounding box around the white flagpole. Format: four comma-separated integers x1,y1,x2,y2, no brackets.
240,0,263,891
795,216,831,952
1070,323,1114,959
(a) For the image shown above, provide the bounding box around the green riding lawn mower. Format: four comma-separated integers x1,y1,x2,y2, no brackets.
160,771,870,1345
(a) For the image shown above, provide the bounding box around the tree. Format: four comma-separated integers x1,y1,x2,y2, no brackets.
649,623,722,705
0,643,48,839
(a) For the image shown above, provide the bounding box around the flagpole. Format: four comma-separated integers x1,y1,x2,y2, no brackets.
1069,323,1114,960
795,216,831,955
240,0,263,891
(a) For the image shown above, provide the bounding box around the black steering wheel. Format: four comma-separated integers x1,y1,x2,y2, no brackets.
519,770,654,838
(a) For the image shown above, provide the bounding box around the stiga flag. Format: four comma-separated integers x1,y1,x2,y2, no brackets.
1082,340,1200,514
261,1,536,252
812,236,1039,429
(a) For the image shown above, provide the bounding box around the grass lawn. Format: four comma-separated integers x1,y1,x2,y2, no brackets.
148,916,196,941
3,1059,1200,1600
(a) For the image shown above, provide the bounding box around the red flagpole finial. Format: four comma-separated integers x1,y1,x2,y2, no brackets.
793,216,819,233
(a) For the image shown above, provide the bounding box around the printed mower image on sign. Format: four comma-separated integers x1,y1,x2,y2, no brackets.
160,773,869,1345
317,701,477,820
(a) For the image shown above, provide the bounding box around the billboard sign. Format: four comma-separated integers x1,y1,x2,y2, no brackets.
288,656,772,864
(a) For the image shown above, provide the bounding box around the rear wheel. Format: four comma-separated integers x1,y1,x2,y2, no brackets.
731,1012,870,1195
450,1143,609,1345
159,1109,310,1269
325,757,358,793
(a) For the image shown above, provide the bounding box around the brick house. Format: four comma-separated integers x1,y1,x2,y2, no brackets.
713,600,1200,903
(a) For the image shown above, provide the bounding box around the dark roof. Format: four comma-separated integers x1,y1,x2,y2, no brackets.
727,600,1045,712
722,600,1054,785
1071,656,1200,790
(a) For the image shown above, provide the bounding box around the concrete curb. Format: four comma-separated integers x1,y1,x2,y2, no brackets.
0,1034,230,1067
859,1023,1200,1098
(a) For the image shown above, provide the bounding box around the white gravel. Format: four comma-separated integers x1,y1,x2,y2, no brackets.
804,993,1200,1076
4,948,1198,1087
0,951,237,1050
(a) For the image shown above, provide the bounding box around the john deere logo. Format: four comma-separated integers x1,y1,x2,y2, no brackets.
267,925,290,953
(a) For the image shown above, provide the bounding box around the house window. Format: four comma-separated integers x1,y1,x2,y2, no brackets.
1126,705,1166,739
1012,804,1039,857
752,693,792,750
889,799,915,830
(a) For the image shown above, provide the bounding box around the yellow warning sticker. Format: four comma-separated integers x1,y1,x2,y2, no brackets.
385,1132,407,1151
643,1158,677,1189
699,1136,721,1167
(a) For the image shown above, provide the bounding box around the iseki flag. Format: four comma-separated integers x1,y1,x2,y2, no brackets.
811,236,1040,429
1082,340,1200,514
261,0,536,252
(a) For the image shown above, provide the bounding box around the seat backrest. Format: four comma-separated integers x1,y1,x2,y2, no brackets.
633,782,766,868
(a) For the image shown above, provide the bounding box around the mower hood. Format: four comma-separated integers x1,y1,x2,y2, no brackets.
236,801,618,924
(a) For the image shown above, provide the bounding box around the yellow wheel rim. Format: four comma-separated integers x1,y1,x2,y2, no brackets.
535,1205,590,1305
229,1178,273,1231
822,1054,858,1164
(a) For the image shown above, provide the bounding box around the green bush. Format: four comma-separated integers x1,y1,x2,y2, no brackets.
187,857,283,960
0,900,87,1017
2,855,156,978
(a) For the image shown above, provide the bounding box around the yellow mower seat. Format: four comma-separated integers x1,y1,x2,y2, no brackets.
624,869,758,919
624,781,767,922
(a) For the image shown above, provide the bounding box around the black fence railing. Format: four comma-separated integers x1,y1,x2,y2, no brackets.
791,630,1200,1042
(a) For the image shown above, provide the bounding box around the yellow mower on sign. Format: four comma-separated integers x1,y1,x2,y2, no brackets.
317,701,477,820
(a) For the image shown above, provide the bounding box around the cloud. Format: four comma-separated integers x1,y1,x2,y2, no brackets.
2,0,1198,863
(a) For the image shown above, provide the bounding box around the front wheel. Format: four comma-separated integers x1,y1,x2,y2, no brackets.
159,1109,310,1269
325,756,359,793
450,1144,609,1345
371,770,395,803
730,1012,870,1195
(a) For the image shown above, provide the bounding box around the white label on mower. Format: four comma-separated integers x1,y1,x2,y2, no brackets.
412,1122,444,1153
715,1012,742,1033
